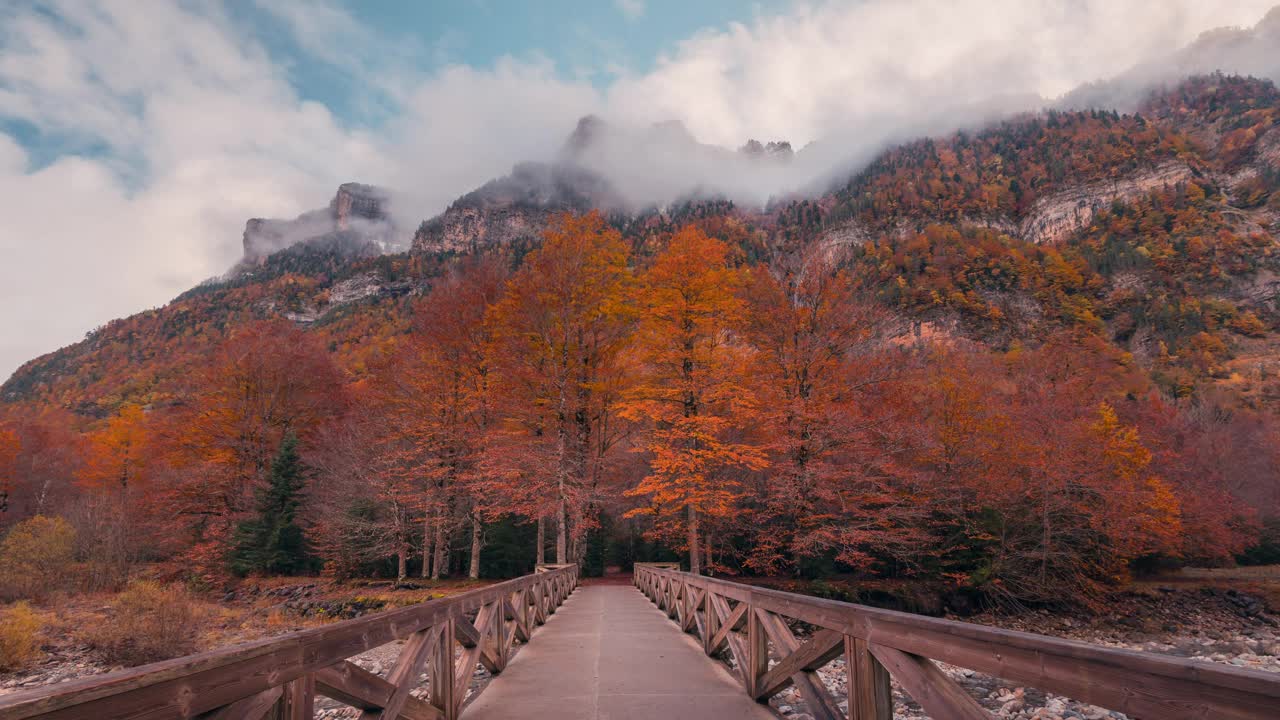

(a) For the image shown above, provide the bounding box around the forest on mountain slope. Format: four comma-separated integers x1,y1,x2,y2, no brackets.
1,75,1279,613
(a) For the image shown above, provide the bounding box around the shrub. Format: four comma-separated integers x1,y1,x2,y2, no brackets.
0,602,42,671
0,516,76,601
86,581,198,666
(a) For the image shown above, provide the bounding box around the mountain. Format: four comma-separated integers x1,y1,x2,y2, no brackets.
410,161,622,255
238,183,401,269
410,115,801,256
3,74,1279,418
1060,7,1280,112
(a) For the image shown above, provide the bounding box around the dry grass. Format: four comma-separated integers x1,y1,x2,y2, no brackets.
0,574,495,678
0,602,43,671
0,516,76,601
84,581,199,667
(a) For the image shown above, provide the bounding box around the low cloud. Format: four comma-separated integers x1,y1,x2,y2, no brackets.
1,0,1277,380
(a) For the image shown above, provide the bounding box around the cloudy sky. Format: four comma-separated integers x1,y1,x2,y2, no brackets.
1,0,1276,382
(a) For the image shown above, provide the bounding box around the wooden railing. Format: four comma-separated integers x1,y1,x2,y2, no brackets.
634,565,1280,720
0,564,578,720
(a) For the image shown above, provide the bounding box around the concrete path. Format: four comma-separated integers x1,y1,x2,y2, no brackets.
464,584,777,719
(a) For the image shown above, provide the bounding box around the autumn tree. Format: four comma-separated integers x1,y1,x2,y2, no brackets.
486,212,635,565
0,409,83,524
78,405,148,496
373,257,509,580
743,251,920,573
308,396,419,580
1131,392,1265,563
914,335,1183,604
0,425,17,518
623,226,767,575
166,320,344,567
74,404,152,587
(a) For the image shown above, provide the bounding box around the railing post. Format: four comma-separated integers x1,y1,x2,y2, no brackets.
278,673,313,720
846,635,892,720
489,600,508,673
431,618,457,720
703,588,718,656
745,603,768,698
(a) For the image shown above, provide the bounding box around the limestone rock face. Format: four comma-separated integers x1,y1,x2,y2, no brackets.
330,183,389,230
1018,161,1195,244
241,183,397,264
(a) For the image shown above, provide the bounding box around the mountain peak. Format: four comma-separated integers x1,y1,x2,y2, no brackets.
241,182,396,264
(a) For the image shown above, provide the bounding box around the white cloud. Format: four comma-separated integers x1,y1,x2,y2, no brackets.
616,0,646,22
379,57,601,216
606,0,1276,149
1,0,1277,382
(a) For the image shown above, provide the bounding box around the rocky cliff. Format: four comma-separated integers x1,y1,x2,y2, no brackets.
1019,161,1197,244
241,183,399,265
411,162,623,254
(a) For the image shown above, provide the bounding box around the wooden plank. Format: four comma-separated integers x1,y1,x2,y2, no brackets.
365,625,441,720
314,662,440,720
515,589,531,640
753,611,843,719
450,609,499,671
869,644,989,720
638,568,1280,720
315,662,390,710
707,595,746,657
282,674,314,720
846,636,892,720
198,686,282,720
429,620,456,720
691,588,707,639
0,566,578,720
745,605,769,699
703,590,719,657
490,597,510,673
453,603,498,702
681,587,701,633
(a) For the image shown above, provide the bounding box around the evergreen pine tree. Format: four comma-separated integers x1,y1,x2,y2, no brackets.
230,433,314,576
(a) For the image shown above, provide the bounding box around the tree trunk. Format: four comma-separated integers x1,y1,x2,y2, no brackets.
556,496,568,564
469,513,482,580
427,512,437,573
432,514,447,581
687,504,701,575
536,515,546,565
396,548,407,582
705,532,713,576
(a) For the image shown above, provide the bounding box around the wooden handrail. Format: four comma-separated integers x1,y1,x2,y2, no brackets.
634,565,1280,720
0,564,579,720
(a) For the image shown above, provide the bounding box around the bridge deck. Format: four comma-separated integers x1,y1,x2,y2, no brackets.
465,584,776,719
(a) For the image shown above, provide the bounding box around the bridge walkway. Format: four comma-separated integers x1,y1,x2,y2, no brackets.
464,584,775,719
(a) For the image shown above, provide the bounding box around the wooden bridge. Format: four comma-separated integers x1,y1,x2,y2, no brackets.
2,563,1278,720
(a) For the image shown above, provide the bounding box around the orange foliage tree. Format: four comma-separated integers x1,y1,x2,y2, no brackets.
914,335,1184,604
622,226,767,575
78,404,149,495
486,212,635,564
366,258,508,579
743,251,924,573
